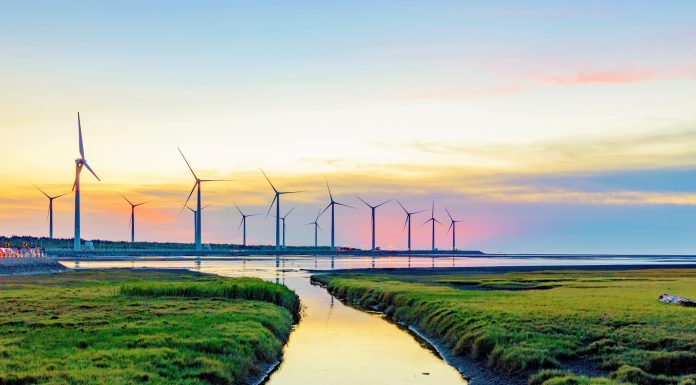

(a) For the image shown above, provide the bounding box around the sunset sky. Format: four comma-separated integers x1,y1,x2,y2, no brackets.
1,1,695,253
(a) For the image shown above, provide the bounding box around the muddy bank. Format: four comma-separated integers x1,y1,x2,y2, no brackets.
311,277,525,385
0,257,68,276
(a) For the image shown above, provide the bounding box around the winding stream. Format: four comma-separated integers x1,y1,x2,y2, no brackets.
62,255,696,385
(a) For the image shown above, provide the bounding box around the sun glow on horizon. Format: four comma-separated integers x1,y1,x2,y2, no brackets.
1,1,695,253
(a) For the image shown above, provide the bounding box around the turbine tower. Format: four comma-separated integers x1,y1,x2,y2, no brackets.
320,179,353,251
73,113,101,251
179,148,231,250
422,201,443,251
446,208,464,252
397,200,424,251
356,196,392,251
234,203,257,247
32,183,70,240
306,209,322,247
279,208,294,249
261,169,301,251
121,194,149,243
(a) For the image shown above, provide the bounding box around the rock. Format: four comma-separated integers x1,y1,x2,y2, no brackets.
659,294,696,307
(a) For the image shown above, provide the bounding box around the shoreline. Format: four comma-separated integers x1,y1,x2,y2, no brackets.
0,257,68,276
311,278,527,385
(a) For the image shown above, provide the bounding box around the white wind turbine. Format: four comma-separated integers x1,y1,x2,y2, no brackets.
72,113,101,251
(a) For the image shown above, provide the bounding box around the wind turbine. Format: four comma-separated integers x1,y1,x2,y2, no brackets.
184,203,210,244
32,183,70,240
234,203,257,247
261,169,302,251
356,196,392,251
72,113,101,251
121,194,149,243
320,179,353,251
306,209,322,247
422,201,443,251
397,200,425,251
446,208,464,252
178,148,232,250
279,208,295,249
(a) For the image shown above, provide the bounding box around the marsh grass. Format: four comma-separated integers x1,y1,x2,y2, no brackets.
313,269,696,385
0,270,299,385
120,277,300,321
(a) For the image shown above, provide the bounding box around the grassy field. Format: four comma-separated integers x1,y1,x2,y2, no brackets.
313,268,696,385
0,270,300,385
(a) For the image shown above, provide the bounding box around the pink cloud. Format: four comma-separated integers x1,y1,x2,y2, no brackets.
548,69,656,85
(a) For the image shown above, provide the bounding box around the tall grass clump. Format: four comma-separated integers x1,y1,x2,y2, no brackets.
120,277,300,320
0,270,298,385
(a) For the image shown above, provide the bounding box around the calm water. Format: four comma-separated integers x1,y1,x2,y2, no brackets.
61,255,696,385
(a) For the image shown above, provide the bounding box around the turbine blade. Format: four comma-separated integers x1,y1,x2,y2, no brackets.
45,205,50,223
199,179,233,182
120,194,134,206
403,215,409,232
202,204,212,210
445,208,453,221
83,161,100,181
447,222,453,233
238,218,244,231
413,210,426,215
265,195,277,218
181,182,198,213
71,175,77,191
434,218,444,226
128,215,132,232
260,168,278,193
177,147,198,180
421,218,431,226
54,192,71,199
316,222,323,232
376,199,393,208
234,202,244,216
134,201,150,207
355,195,371,208
279,190,305,194
319,203,331,217
325,178,333,200
397,199,408,213
335,202,355,209
31,182,50,199
78,112,84,158
284,207,295,218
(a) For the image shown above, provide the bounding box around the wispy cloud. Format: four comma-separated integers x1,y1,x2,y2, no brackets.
547,69,656,85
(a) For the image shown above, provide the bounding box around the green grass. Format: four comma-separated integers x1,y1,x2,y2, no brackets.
0,270,300,385
312,269,696,385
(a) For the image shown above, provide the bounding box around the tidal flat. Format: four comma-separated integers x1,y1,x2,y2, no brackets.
0,269,299,385
313,268,696,385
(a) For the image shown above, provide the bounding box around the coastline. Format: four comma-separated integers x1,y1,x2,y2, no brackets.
0,257,68,276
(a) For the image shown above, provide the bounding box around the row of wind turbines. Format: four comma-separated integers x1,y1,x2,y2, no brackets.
33,113,466,252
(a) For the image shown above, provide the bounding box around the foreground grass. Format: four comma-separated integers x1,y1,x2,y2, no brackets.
0,270,299,385
313,269,696,385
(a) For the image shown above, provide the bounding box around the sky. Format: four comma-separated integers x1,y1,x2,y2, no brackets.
1,1,695,253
